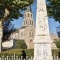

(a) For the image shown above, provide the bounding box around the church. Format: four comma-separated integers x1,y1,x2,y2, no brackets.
2,6,58,49
11,6,35,49
11,6,58,49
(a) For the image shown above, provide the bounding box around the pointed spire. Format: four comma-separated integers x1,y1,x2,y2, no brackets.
25,6,32,12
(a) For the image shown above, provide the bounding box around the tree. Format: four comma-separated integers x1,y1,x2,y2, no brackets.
47,0,60,22
0,0,34,52
2,20,16,42
56,25,60,38
56,25,60,48
0,0,34,21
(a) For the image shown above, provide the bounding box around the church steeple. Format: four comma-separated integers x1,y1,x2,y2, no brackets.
25,6,32,12
23,6,34,27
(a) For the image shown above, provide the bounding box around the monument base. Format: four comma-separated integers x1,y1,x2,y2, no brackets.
33,35,52,43
33,43,53,60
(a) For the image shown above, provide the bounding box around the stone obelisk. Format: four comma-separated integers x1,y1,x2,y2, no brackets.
33,0,53,60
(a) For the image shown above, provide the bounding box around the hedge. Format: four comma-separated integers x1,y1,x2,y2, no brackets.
0,49,59,57
0,49,34,57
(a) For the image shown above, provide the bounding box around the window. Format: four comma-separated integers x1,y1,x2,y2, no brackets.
28,13,29,17
31,14,32,18
32,21,33,25
30,31,33,37
30,20,31,24
26,20,27,24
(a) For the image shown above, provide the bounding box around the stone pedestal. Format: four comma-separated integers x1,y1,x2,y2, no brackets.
0,21,2,52
34,44,53,60
33,0,53,60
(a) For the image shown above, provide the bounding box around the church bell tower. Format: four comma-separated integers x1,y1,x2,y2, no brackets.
23,6,34,27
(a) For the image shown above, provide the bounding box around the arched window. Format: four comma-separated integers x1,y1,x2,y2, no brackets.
30,31,33,37
31,14,32,18
30,20,31,24
28,13,29,17
32,21,33,25
26,20,27,24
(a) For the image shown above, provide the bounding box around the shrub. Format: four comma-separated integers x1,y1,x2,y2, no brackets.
0,49,22,57
24,49,34,57
0,49,34,57
52,49,59,56
14,40,27,49
55,40,60,48
0,49,59,57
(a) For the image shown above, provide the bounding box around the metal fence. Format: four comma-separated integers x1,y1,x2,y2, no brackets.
0,54,33,60
0,54,59,60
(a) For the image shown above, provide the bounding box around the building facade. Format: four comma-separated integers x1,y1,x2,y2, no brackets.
12,6,35,49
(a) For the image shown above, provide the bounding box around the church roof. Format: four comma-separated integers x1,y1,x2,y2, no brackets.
25,6,32,12
20,26,26,29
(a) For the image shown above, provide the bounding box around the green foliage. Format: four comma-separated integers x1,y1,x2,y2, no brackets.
0,49,34,57
0,0,34,20
2,20,16,42
47,0,60,22
52,49,59,56
0,49,22,57
15,40,27,49
56,25,60,38
24,49,34,57
0,49,59,57
55,40,60,48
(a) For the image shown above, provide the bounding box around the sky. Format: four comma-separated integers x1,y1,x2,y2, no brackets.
11,1,59,34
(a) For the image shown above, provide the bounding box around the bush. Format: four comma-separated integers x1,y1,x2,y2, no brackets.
0,49,34,57
55,40,60,48
24,49,34,57
14,40,27,49
0,49,59,57
0,49,22,57
52,49,59,56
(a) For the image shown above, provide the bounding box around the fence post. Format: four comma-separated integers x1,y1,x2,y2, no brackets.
2,55,4,60
7,56,8,60
26,56,28,60
57,56,59,60
30,57,33,60
23,58,26,60
11,56,14,60
16,56,18,60
21,56,23,60
0,57,1,60
5,58,6,60
53,54,56,60
9,57,11,60
19,58,21,60
28,59,31,60
14,54,15,60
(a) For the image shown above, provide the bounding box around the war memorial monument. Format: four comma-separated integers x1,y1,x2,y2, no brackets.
33,0,53,60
